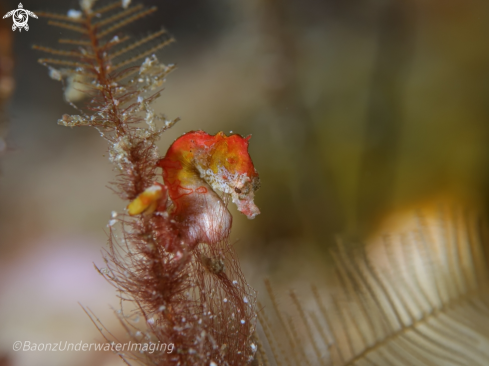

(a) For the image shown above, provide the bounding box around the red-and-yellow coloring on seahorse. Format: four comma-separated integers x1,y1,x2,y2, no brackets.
127,131,260,246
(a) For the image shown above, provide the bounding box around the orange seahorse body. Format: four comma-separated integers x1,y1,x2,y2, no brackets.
128,131,260,247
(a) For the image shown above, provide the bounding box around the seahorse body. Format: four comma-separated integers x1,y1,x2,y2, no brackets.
158,131,260,246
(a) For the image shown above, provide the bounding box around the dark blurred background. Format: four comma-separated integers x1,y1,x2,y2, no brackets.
1,0,489,364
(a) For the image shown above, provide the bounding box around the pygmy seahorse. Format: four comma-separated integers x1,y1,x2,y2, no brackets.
127,130,260,247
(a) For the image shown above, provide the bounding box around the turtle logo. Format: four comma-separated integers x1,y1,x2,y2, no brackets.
3,3,37,32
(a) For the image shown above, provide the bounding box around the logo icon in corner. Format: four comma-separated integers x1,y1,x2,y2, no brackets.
3,3,37,32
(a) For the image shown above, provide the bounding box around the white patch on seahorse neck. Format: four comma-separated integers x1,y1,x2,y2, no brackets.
196,165,260,219
197,165,248,194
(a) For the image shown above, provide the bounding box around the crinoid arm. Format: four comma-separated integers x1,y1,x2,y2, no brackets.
35,2,260,365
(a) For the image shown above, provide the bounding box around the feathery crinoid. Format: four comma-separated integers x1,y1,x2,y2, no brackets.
257,208,489,366
35,1,259,365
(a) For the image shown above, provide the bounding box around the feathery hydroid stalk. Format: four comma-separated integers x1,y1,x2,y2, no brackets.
36,1,259,364
256,210,489,366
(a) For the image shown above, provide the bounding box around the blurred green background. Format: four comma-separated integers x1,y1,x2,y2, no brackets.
1,0,489,364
